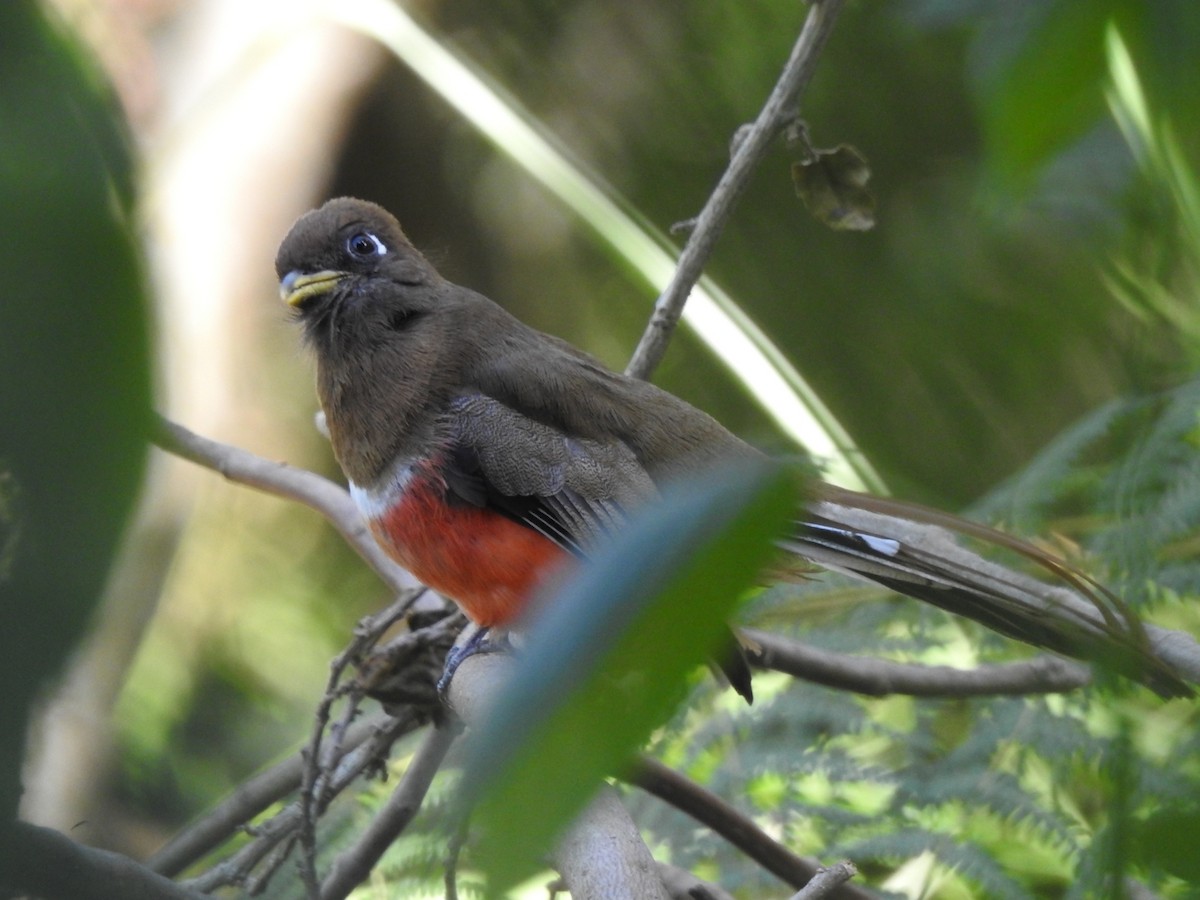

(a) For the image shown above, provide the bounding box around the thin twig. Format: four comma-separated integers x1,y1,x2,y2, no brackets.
319,724,460,900
145,712,391,877
202,594,452,896
152,415,415,595
443,816,470,900
245,835,301,896
296,594,422,896
625,0,847,379
185,711,421,893
746,628,1093,696
626,757,875,900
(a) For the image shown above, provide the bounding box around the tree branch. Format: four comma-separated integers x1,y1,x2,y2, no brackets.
656,862,737,900
145,711,389,877
1,822,212,900
790,861,859,900
183,710,421,893
625,0,847,380
555,785,671,900
318,723,459,900
296,598,411,897
153,416,463,894
746,628,1094,696
152,415,416,596
627,756,875,900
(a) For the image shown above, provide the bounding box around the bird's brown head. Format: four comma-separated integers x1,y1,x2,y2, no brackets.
275,197,442,348
277,197,464,482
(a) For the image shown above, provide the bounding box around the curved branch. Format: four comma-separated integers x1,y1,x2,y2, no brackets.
152,415,415,595
627,756,874,900
1,822,211,900
625,0,847,379
746,629,1093,696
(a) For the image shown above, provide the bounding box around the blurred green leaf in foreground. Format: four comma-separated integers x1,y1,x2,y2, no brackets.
0,0,150,824
458,459,800,894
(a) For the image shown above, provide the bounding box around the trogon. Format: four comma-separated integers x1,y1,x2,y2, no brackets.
276,197,1189,702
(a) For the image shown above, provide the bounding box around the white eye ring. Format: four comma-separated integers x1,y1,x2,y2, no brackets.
346,231,387,259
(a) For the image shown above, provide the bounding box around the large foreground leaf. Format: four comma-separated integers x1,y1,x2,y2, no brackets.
0,1,150,824
457,459,799,894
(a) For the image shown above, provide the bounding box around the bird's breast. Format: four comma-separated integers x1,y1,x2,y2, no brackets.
350,457,570,627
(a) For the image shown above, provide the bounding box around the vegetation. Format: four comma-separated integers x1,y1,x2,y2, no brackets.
4,0,1200,897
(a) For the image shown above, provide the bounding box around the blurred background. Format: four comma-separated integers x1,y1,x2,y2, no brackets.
6,0,1200,896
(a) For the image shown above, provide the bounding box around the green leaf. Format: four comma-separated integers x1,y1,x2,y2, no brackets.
1133,804,1200,882
0,1,150,818
458,459,800,895
982,0,1143,188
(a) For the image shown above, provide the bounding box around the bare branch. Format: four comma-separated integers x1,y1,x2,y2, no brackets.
789,861,859,900
319,724,459,900
296,592,425,896
184,711,422,893
625,0,847,379
0,822,211,900
746,628,1093,696
152,415,415,595
145,712,389,877
627,756,874,900
153,415,462,893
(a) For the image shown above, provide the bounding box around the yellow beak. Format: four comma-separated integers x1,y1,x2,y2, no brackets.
280,269,344,308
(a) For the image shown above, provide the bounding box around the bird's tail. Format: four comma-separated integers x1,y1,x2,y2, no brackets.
778,485,1196,698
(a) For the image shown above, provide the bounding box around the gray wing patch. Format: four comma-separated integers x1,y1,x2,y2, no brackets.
447,394,657,551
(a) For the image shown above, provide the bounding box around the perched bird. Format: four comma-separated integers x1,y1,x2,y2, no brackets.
277,197,1190,701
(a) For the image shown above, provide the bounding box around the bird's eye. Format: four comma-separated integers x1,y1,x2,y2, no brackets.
346,231,387,259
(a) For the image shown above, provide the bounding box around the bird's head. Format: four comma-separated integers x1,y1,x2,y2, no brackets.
275,197,441,345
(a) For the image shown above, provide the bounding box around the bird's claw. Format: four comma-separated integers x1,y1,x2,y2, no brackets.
437,627,510,700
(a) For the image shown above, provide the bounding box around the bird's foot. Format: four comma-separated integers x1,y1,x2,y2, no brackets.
437,626,511,699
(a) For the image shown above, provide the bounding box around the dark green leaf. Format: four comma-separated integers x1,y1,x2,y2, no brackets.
981,0,1143,187
1133,804,1200,881
0,1,150,819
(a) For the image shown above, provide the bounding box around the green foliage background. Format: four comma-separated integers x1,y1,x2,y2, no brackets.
5,0,1200,897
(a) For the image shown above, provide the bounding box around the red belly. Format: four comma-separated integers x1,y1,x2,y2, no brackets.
367,470,570,627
